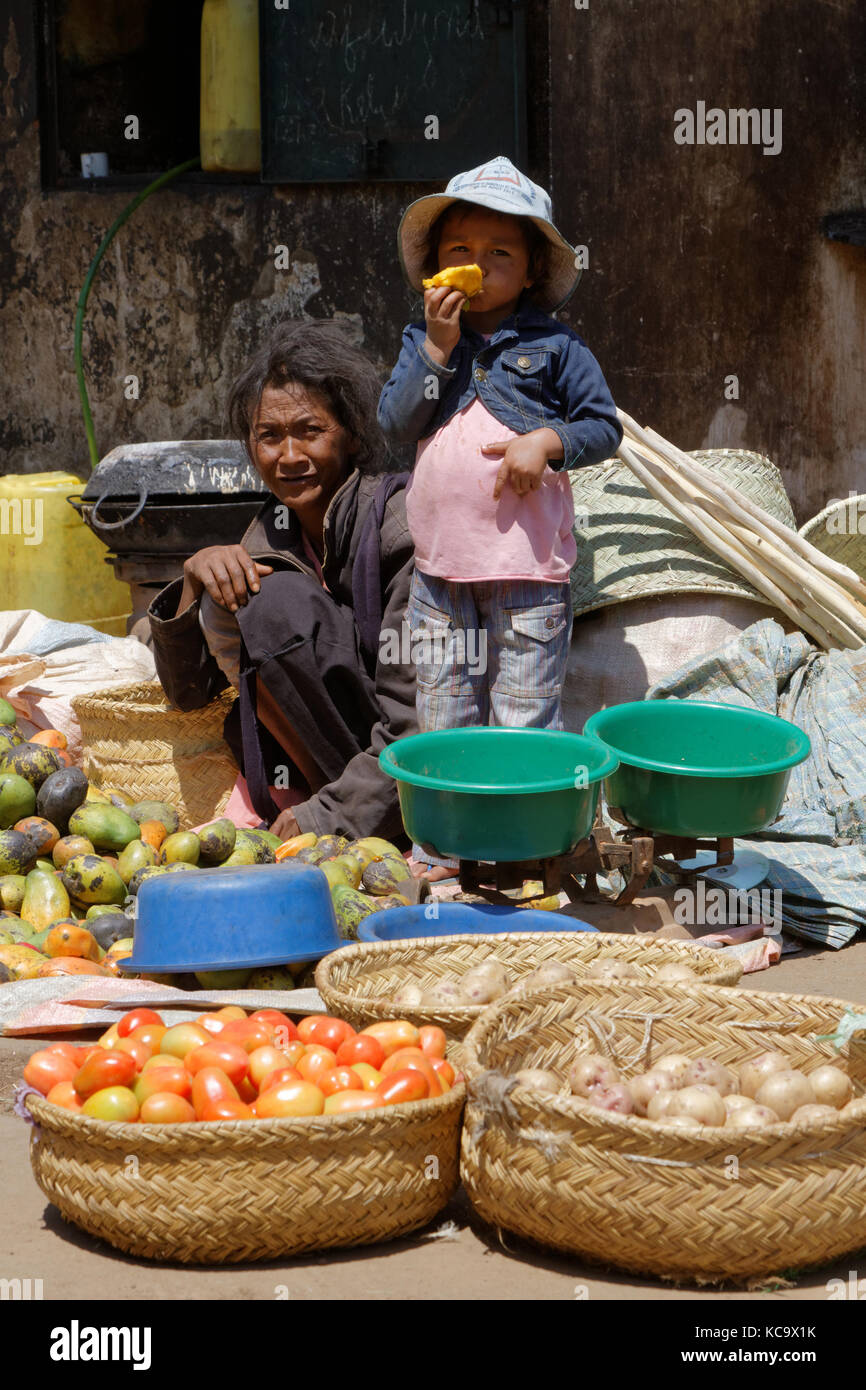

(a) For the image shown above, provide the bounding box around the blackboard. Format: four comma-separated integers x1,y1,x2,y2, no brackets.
259,0,527,183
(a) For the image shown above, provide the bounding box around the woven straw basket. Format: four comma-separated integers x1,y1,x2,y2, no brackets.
799,495,866,581
71,681,238,829
315,932,743,1042
570,449,797,618
459,980,866,1281
27,1082,465,1263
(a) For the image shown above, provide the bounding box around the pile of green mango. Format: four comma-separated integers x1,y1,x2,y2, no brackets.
277,832,415,940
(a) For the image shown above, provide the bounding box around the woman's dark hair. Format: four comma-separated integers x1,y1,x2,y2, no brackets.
421,199,550,289
227,319,386,475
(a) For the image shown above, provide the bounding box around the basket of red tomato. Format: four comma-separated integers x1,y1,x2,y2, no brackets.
22,1006,464,1263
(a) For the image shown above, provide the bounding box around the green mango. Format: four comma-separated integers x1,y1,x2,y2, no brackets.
0,829,37,876
0,697,17,727
293,844,326,865
0,773,37,829
353,837,404,860
198,817,236,865
314,834,350,859
127,861,198,896
60,853,127,906
20,868,70,931
0,726,23,756
219,844,258,868
341,844,378,874
328,854,363,890
243,827,282,852
234,829,276,864
0,874,26,913
68,803,141,853
160,831,201,866
246,966,296,991
372,892,413,910
129,800,180,835
117,839,158,884
194,968,252,990
361,854,413,896
318,860,353,893
332,885,380,941
0,928,14,946
0,743,63,790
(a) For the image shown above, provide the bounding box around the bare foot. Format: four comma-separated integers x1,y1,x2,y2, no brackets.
409,861,458,882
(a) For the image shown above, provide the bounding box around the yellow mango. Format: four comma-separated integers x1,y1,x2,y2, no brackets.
422,264,483,298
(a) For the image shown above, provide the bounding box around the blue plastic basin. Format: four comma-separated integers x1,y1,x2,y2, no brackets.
356,902,597,943
122,862,342,973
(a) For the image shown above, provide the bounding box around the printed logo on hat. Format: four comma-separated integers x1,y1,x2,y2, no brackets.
448,157,540,210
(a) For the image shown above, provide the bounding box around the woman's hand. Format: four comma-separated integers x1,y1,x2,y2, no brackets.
180,545,274,614
270,808,301,841
423,285,466,365
485,429,563,499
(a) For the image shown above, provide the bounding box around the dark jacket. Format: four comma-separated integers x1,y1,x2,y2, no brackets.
377,301,622,470
148,470,417,838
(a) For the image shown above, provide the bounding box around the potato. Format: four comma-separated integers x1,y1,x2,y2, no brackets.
725,1103,780,1127
669,1084,726,1127
391,982,424,1008
513,1067,563,1094
683,1057,737,1095
655,962,699,983
739,1050,789,1099
754,1069,815,1122
421,977,464,1006
585,1083,634,1115
586,957,644,983
652,1053,692,1088
569,1053,620,1097
516,961,576,992
791,1103,841,1124
647,1089,679,1120
808,1064,853,1110
458,959,510,1005
662,1114,703,1129
630,1068,678,1117
723,1093,755,1117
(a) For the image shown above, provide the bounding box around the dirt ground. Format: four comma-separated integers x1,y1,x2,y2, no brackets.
3,942,866,1302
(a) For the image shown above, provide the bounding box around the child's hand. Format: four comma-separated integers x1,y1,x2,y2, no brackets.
485,433,553,499
423,285,466,364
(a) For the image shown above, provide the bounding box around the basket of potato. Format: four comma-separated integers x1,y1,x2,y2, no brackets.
315,931,743,1041
458,979,866,1281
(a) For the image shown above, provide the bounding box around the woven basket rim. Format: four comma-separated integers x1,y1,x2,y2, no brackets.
459,978,863,1141
315,931,743,1024
798,497,866,580
27,1082,465,1144
71,681,236,713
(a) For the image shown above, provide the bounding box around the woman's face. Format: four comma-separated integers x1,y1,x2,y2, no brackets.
249,383,358,513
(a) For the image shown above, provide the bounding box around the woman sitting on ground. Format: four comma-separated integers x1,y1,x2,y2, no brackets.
148,320,417,843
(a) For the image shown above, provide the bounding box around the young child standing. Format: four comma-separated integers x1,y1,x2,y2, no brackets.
378,154,622,734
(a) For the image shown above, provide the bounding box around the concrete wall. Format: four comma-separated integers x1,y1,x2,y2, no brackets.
2,0,864,524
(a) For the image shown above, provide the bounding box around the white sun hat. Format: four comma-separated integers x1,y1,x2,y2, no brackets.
398,155,581,313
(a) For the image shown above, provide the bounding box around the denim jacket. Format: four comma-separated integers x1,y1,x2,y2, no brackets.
377,301,622,470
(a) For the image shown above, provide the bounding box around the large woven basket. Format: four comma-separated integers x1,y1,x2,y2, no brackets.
315,932,743,1042
459,980,866,1281
799,495,866,581
71,681,238,828
571,449,797,618
27,1082,465,1263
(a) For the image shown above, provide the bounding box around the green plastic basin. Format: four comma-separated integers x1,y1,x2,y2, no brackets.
583,700,811,838
379,728,619,862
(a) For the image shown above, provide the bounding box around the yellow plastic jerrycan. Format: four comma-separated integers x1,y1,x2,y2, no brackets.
200,0,261,173
0,473,131,634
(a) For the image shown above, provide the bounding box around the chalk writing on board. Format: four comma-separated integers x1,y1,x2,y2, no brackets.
310,2,487,76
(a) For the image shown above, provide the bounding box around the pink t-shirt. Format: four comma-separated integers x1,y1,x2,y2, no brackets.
405,397,576,583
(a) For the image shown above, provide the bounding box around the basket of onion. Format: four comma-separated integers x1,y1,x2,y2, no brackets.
458,980,866,1281
315,932,743,1042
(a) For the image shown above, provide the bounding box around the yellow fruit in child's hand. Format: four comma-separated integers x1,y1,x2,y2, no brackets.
422,264,483,298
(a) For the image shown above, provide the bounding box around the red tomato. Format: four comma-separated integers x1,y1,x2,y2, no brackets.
258,1066,303,1094
44,1042,78,1064
45,1080,83,1112
130,1023,167,1052
114,1037,153,1070
249,1009,299,1045
184,1041,249,1087
199,1098,254,1121
142,1052,189,1073
248,1045,298,1090
360,1020,420,1057
117,1007,163,1038
418,1025,448,1060
73,1050,137,1099
251,1081,325,1118
236,1074,258,1103
349,1062,383,1092
431,1057,456,1088
139,1092,196,1124
133,1064,192,1105
81,1085,140,1122
191,1067,239,1119
335,1033,386,1070
196,1013,226,1036
297,1015,355,1052
160,1023,212,1059
376,1068,430,1106
218,1020,273,1054
98,1023,121,1049
380,1049,442,1097
296,1045,338,1086
323,1091,386,1115
318,1066,365,1097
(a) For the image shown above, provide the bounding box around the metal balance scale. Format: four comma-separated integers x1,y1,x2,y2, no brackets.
380,702,812,911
